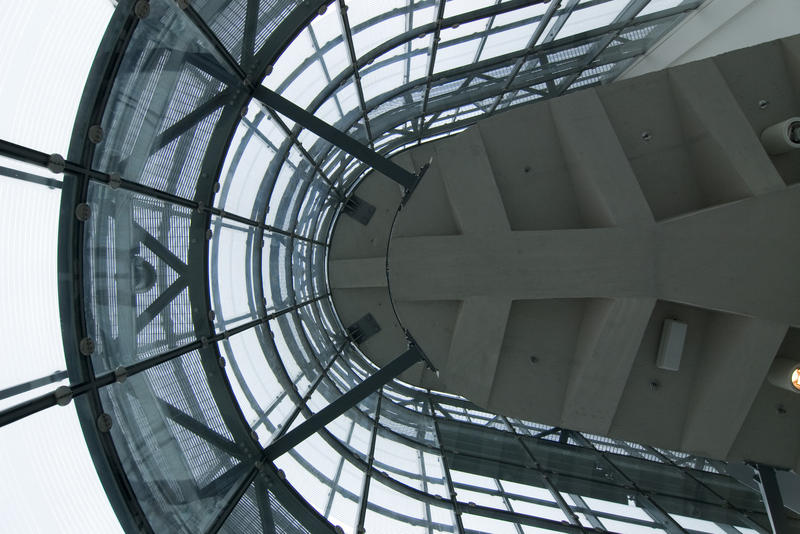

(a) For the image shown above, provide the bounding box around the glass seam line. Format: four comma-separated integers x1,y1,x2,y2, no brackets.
0,138,325,246
0,293,329,428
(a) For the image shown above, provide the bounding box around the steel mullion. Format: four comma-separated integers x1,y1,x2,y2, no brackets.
308,26,347,119
271,340,348,441
418,434,434,534
404,0,413,85
337,0,375,147
495,479,525,534
207,347,423,534
242,0,259,67
252,85,419,190
569,431,688,533
265,345,423,461
320,12,673,151
324,418,356,517
0,370,69,402
501,416,582,527
442,0,503,110
418,0,447,143
429,394,465,534
569,493,607,531
148,89,232,155
0,164,62,189
488,0,575,113
553,0,652,95
356,388,383,531
181,4,248,81
270,0,527,98
256,106,343,199
643,445,769,533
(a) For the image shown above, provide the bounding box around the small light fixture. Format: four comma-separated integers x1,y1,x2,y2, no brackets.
792,368,800,391
767,358,800,393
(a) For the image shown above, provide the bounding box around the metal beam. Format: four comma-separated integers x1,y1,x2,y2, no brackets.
251,85,419,190
756,464,791,534
356,389,383,532
0,371,68,401
265,345,423,460
418,0,446,144
430,395,465,534
0,164,62,189
337,0,375,146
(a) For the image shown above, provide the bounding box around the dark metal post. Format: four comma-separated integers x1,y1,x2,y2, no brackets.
356,388,383,533
755,464,790,534
264,345,423,460
429,394,466,534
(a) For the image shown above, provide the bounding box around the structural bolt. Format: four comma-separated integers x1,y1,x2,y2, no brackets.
79,336,95,356
114,366,129,384
758,99,769,110
218,356,226,368
777,404,787,415
75,203,92,221
88,125,103,144
108,172,122,190
96,413,113,432
641,131,652,142
54,386,73,407
649,379,660,390
134,0,150,18
47,153,65,174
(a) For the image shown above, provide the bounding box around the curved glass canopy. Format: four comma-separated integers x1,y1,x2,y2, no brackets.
0,0,779,533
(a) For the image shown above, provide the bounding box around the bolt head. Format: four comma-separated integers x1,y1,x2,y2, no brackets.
75,203,92,222
88,125,103,144
134,0,150,18
79,336,95,356
96,413,113,432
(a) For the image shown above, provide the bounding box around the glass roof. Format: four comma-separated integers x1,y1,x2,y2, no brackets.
0,0,780,533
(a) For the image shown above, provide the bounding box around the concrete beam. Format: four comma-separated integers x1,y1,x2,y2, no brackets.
388,228,655,301
620,0,756,78
444,297,511,408
434,127,510,235
550,91,654,227
659,184,800,326
561,297,657,435
668,59,785,196
680,315,787,459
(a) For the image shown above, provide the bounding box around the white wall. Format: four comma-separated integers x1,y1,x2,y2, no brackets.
621,0,800,78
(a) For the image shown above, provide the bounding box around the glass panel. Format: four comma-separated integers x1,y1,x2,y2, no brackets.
84,183,195,373
0,174,65,406
99,350,246,534
557,0,630,40
0,403,121,533
211,216,258,329
92,0,233,199
0,2,112,154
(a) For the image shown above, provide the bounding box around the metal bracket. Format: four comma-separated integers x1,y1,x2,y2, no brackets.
343,195,376,226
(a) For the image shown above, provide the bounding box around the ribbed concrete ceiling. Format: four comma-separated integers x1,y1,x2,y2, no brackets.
330,34,800,469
